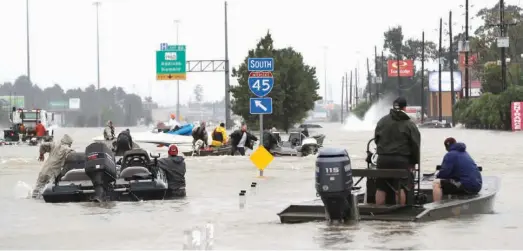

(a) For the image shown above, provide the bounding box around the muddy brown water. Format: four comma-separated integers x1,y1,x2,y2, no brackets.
0,124,521,249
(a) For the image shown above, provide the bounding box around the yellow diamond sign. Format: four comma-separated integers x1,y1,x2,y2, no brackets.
250,146,274,171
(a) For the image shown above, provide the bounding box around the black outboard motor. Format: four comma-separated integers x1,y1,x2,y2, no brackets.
84,142,117,202
315,148,358,222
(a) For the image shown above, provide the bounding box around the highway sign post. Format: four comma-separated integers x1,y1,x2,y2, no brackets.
156,44,187,80
247,57,274,176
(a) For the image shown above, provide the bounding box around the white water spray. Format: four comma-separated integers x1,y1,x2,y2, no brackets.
13,181,33,199
343,96,395,131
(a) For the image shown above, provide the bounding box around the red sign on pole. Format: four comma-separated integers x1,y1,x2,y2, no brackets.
511,101,523,131
459,54,478,68
249,72,273,78
387,60,414,77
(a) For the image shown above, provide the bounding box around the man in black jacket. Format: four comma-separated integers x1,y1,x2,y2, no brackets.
158,144,186,197
373,97,421,206
229,124,258,156
191,121,208,148
114,129,139,156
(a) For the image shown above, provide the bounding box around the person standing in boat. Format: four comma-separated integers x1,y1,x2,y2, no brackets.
229,124,258,156
373,97,421,206
432,137,482,202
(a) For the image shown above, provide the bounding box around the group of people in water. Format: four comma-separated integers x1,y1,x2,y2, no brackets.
373,97,483,204
191,121,259,156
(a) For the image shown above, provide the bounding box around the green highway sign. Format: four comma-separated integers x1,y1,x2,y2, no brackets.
156,44,186,80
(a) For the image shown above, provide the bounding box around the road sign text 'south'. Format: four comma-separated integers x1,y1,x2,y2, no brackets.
247,58,274,72
156,44,187,80
250,98,273,114
250,146,274,171
248,72,274,97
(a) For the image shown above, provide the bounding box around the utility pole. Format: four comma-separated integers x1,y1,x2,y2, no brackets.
438,17,443,122
349,70,353,110
174,20,181,123
449,11,456,127
355,67,359,106
323,47,328,102
341,76,344,123
381,51,385,99
366,57,371,102
224,1,232,128
464,0,470,98
26,0,31,82
500,0,507,91
396,46,402,96
345,72,349,112
421,31,426,124
94,1,102,127
374,46,379,100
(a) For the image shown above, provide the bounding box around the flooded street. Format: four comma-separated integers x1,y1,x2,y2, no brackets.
0,124,521,249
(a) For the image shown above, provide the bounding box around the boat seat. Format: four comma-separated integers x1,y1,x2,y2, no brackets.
120,166,152,180
121,149,151,170
61,169,90,182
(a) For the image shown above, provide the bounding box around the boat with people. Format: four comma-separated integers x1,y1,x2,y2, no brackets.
3,108,55,146
277,138,498,223
181,139,232,157
269,129,326,157
41,142,184,203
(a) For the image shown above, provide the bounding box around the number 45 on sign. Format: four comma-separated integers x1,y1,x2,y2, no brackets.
249,72,274,97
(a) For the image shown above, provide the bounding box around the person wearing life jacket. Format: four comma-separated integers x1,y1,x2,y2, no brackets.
35,120,46,137
211,123,228,147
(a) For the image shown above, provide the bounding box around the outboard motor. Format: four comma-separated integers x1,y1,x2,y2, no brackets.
84,142,117,202
315,148,358,222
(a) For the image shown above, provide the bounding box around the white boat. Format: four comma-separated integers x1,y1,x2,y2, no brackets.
92,131,194,145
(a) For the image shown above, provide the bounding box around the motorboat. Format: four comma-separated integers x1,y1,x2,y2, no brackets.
181,139,231,157
277,138,498,223
154,123,194,136
270,131,326,157
41,142,184,203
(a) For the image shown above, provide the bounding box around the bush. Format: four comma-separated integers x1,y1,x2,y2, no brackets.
351,101,372,119
454,86,523,130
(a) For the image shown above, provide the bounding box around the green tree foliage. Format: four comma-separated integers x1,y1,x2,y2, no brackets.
452,3,523,130
230,32,321,132
0,75,151,127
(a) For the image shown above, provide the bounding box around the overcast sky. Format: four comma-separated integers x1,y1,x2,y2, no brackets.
0,0,519,106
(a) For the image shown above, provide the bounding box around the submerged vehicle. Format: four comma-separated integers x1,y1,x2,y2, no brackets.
270,131,326,157
182,139,231,157
419,120,452,128
277,138,498,223
299,123,323,129
3,108,55,144
41,142,184,203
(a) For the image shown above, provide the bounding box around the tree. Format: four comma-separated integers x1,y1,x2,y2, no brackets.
193,84,204,104
0,75,153,127
230,31,321,132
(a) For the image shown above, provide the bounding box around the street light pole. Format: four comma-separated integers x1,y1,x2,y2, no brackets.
323,46,328,102
94,1,102,127
174,20,181,121
224,1,232,129
26,0,31,81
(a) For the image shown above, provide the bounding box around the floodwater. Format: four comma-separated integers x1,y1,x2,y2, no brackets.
0,124,521,249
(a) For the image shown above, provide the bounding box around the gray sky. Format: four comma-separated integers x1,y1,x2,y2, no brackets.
0,0,519,106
